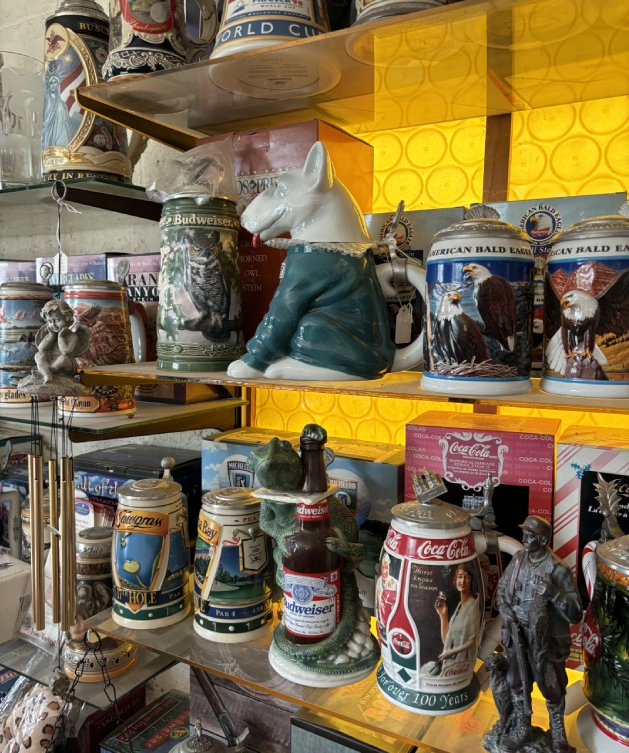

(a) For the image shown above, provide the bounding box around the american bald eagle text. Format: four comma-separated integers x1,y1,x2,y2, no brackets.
463,264,517,352
433,291,489,365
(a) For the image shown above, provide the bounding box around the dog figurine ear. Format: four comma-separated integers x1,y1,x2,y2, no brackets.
302,141,334,193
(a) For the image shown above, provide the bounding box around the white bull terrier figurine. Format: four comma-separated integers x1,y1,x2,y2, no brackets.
227,141,426,381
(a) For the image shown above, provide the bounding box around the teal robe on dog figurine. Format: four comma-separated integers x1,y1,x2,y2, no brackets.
227,142,426,382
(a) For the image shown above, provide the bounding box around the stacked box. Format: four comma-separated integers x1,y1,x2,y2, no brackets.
79,687,146,753
202,428,404,524
0,554,30,643
0,434,40,554
36,253,111,286
0,262,36,284
555,425,629,667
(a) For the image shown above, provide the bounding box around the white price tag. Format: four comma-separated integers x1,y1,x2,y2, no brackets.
395,303,413,344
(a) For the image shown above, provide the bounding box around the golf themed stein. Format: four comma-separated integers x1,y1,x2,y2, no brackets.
104,0,218,80
377,470,522,715
112,457,191,629
422,205,534,396
193,488,274,643
542,202,629,398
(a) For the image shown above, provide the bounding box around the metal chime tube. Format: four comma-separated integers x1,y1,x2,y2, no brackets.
30,455,45,631
60,457,76,631
48,459,60,625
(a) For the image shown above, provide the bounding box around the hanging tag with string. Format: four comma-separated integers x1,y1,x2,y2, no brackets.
49,181,82,287
385,200,413,345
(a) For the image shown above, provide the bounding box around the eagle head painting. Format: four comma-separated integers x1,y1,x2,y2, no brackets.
545,261,629,379
433,291,489,365
462,263,517,352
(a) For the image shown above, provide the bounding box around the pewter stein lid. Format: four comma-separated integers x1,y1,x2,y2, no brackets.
391,469,470,530
202,487,259,515
48,0,108,23
63,279,127,295
119,457,182,501
431,205,530,245
0,282,53,299
171,721,220,753
551,201,629,245
597,535,629,577
76,526,112,558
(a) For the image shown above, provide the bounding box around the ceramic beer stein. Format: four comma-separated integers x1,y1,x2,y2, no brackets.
43,0,131,182
112,458,191,629
62,280,146,415
63,527,137,681
0,282,53,405
193,488,274,643
376,470,522,715
354,0,448,25
578,535,629,753
157,197,245,372
103,0,218,81
422,206,535,396
541,202,629,398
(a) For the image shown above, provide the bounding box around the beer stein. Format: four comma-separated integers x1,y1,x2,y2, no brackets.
104,0,219,81
376,470,522,715
193,488,273,643
112,457,191,630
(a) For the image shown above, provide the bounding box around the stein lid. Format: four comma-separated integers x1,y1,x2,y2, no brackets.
63,280,126,295
76,526,113,557
597,535,629,577
391,499,470,530
202,487,259,514
118,477,182,501
48,0,108,23
431,205,530,246
0,282,53,297
551,202,629,245
172,721,222,753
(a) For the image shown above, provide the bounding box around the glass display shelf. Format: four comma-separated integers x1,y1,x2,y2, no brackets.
80,363,629,416
0,637,174,709
76,0,629,148
85,609,587,752
0,397,246,442
0,179,160,242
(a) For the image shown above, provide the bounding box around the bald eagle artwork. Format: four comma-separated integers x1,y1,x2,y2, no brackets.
545,261,629,378
462,264,517,351
433,291,489,365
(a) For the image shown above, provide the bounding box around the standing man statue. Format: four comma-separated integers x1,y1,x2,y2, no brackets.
485,516,582,753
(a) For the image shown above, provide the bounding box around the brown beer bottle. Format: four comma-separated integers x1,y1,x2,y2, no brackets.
282,426,342,646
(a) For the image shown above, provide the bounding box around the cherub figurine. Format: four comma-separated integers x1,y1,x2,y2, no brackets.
18,300,92,397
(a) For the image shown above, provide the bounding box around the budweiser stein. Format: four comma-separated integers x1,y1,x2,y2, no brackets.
376,470,521,715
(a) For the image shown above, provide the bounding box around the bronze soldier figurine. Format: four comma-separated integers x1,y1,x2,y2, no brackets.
485,516,582,753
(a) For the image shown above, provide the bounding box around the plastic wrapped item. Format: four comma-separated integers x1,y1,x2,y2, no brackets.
147,141,237,206
0,674,36,734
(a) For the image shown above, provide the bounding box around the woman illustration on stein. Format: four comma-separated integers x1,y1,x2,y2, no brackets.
375,552,398,642
429,562,481,676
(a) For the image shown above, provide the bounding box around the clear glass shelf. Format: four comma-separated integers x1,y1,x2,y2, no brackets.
0,398,246,442
85,609,587,751
76,0,629,147
79,363,629,416
0,637,174,709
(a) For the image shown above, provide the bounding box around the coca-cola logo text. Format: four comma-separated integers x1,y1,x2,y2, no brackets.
391,632,413,656
443,661,471,677
582,607,602,667
385,530,402,551
416,538,471,561
450,442,494,459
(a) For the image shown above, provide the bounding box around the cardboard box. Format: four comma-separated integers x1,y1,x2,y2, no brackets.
135,382,225,405
0,434,40,554
485,192,627,370
405,412,561,544
291,707,415,753
100,691,189,753
201,122,373,340
107,254,160,361
191,670,298,753
0,261,36,284
202,428,404,524
0,667,19,701
36,253,111,286
79,686,146,753
0,554,30,643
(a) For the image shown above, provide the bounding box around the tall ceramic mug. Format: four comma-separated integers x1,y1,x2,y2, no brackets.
578,536,629,751
157,197,245,371
62,280,146,415
193,488,274,643
0,282,53,405
103,0,218,80
422,206,534,396
376,486,522,715
541,204,629,398
112,470,191,630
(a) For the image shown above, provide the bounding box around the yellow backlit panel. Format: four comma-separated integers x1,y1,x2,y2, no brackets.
510,96,629,200
362,120,486,211
253,389,473,444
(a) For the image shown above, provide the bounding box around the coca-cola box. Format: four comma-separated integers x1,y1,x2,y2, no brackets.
199,122,373,340
554,425,629,668
405,411,560,544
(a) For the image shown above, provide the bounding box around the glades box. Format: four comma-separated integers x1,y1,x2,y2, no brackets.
405,412,561,543
202,428,404,524
36,253,111,285
100,691,189,753
200,122,373,340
